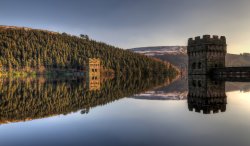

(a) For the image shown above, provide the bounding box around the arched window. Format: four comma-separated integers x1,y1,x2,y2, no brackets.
198,62,202,69
192,80,196,87
192,63,196,69
215,64,218,68
198,80,202,87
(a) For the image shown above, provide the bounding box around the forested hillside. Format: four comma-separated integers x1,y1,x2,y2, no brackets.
0,26,178,76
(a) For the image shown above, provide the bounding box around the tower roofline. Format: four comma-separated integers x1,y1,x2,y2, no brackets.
188,35,226,46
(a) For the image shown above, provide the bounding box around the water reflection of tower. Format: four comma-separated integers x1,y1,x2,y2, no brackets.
188,75,227,114
86,58,101,91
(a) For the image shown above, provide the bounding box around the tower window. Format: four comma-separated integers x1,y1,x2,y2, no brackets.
192,80,196,87
198,62,202,69
192,63,196,69
198,80,202,87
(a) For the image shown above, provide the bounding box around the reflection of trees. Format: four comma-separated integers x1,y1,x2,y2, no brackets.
0,75,173,124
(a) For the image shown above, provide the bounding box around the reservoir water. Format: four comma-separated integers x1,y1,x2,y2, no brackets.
0,76,249,146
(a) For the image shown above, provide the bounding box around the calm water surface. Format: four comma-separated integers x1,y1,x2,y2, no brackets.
0,76,249,146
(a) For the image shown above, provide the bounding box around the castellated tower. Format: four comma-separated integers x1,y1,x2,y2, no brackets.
187,35,227,75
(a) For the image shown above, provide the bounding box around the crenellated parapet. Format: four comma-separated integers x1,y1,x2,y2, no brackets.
188,35,226,46
187,35,227,54
188,96,227,114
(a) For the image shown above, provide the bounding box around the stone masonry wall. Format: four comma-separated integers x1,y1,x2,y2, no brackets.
187,35,227,75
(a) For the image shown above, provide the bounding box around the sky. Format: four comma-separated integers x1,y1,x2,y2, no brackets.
0,0,250,54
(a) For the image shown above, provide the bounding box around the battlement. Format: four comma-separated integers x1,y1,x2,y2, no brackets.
88,58,101,65
188,35,226,46
188,96,227,114
188,103,226,114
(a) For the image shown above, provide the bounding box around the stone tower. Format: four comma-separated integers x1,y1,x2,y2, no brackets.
187,35,227,75
86,58,101,91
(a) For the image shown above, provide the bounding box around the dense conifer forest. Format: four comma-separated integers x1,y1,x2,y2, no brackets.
0,26,178,76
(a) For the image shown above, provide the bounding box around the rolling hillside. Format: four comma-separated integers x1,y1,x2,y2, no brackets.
0,25,178,77
130,46,250,69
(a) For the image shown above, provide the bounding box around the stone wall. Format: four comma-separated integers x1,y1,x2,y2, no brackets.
187,35,227,75
86,58,101,91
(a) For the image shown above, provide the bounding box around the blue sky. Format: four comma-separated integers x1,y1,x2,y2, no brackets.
1,0,250,53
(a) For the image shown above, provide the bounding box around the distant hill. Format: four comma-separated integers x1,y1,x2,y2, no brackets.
130,46,250,69
226,53,250,67
131,46,187,56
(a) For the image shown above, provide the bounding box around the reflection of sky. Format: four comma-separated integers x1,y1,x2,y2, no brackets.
0,90,250,146
227,91,250,114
